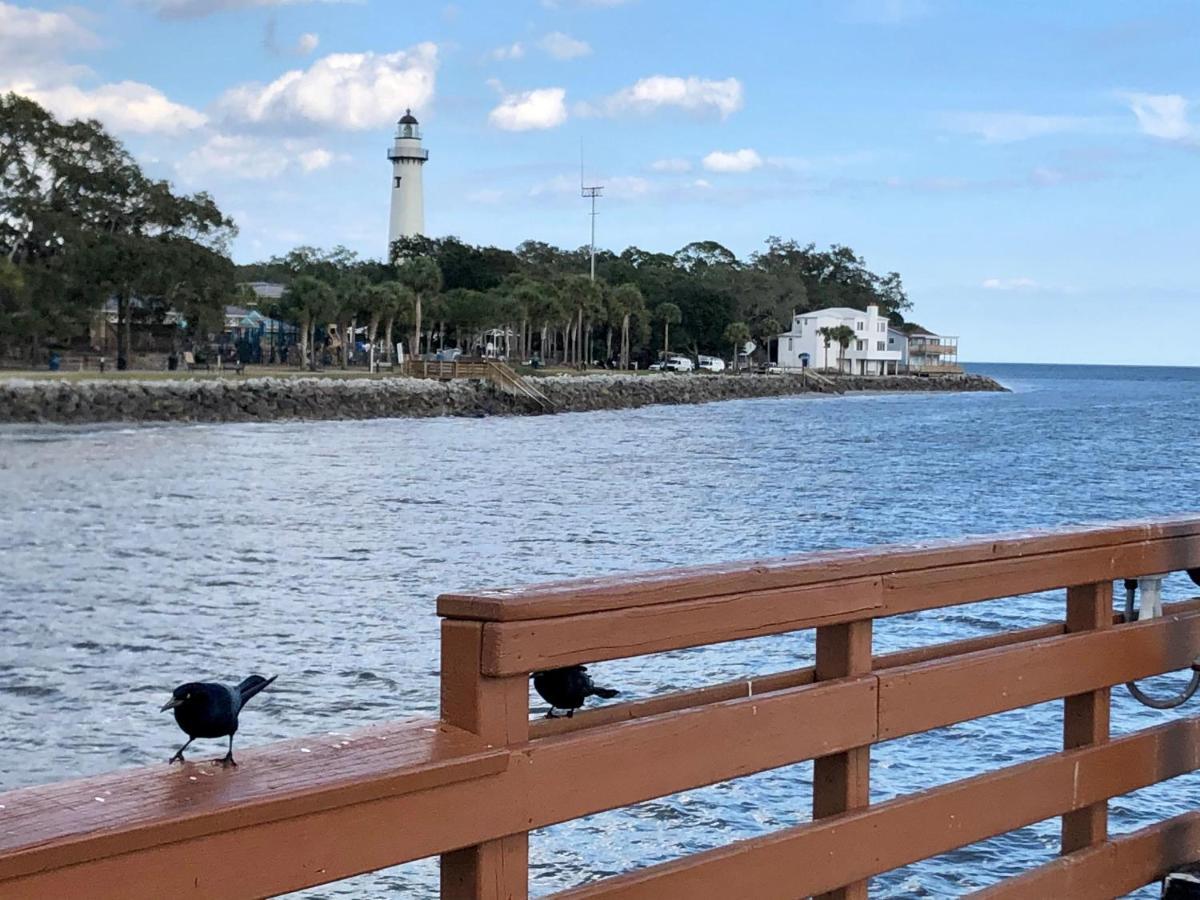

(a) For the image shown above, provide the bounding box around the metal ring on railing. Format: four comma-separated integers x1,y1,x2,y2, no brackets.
1123,574,1200,709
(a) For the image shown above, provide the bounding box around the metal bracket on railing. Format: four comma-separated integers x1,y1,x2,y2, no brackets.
1123,574,1200,710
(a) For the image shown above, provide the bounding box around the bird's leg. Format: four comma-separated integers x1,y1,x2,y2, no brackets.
566,709,574,719
219,735,237,768
169,737,194,764
544,707,560,719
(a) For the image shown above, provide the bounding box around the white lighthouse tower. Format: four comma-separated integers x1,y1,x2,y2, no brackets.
387,109,428,252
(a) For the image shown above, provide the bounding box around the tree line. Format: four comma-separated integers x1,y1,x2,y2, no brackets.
2,93,915,369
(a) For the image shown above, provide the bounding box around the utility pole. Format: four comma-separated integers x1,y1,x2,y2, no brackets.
580,145,603,283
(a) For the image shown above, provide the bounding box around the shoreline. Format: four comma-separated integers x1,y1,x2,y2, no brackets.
0,372,1007,426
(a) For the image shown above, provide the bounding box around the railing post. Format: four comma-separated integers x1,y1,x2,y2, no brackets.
813,620,873,900
440,620,530,900
1062,580,1112,853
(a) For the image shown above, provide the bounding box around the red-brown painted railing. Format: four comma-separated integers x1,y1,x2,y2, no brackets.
3,516,1200,898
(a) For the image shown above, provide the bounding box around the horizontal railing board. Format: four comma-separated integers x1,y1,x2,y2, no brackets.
0,677,876,898
530,618,1069,739
478,536,1200,674
438,516,1200,622
0,720,507,883
531,598,1200,739
970,810,1200,899
482,576,883,676
548,717,1200,900
879,610,1200,740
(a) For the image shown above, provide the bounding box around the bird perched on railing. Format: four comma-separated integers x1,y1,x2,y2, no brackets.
160,675,277,766
532,665,618,718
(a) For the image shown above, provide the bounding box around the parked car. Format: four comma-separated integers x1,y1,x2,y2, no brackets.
650,355,694,372
697,355,726,373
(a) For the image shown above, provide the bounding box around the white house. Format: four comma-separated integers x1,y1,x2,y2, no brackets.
776,304,903,375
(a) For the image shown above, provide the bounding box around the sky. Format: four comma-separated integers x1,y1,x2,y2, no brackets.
2,0,1199,365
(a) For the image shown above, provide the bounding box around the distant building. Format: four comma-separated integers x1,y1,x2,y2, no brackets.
904,326,961,373
239,282,285,303
887,326,910,369
776,304,903,375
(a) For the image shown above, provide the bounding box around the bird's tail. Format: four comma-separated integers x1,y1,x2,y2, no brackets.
592,686,619,699
236,674,277,706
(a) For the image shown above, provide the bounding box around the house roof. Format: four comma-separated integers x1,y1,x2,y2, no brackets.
797,307,869,320
905,325,937,337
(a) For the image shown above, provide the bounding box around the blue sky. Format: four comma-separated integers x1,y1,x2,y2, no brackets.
3,0,1199,364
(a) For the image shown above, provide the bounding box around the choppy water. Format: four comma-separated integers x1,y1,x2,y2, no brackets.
3,363,1200,898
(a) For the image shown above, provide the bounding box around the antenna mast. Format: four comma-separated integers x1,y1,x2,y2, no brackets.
580,143,603,282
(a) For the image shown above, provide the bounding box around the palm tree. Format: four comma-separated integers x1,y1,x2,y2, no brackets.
753,317,782,368
559,274,603,367
396,255,442,360
279,275,336,371
335,273,370,369
723,321,751,373
383,283,414,364
609,283,645,369
656,302,682,360
831,324,856,373
816,326,834,371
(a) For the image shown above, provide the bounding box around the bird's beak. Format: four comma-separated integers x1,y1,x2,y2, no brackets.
160,697,182,712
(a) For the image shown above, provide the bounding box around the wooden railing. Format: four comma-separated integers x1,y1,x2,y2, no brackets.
5,517,1200,898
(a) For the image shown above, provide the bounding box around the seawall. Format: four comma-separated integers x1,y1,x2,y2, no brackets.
0,372,1006,425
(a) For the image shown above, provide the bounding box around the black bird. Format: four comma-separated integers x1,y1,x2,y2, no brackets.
160,674,277,766
532,665,619,718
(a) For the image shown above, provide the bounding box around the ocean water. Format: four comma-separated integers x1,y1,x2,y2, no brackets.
2,362,1199,897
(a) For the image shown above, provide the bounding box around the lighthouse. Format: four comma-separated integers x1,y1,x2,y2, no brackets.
387,109,428,253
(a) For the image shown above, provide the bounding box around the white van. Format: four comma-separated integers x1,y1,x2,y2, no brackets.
697,355,726,373
650,355,694,372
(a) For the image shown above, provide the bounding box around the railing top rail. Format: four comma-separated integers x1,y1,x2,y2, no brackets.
439,516,1200,623
0,719,505,884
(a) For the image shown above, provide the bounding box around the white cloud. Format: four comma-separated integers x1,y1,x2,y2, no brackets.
9,80,207,133
589,75,743,119
489,86,567,131
982,277,1039,291
651,157,691,172
944,111,1097,143
0,2,95,57
488,42,525,61
606,175,651,198
296,32,319,54
177,134,336,180
298,147,334,171
1123,92,1192,141
539,31,591,60
692,178,711,189
143,0,359,20
702,148,762,173
218,43,438,130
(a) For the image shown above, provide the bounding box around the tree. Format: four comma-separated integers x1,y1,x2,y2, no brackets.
752,316,782,367
608,283,645,369
656,302,682,358
280,275,336,370
722,321,751,373
334,272,370,368
395,255,441,359
1,93,236,363
816,326,834,370
830,324,857,372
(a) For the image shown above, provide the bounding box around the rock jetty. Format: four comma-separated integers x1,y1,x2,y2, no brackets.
0,372,1006,425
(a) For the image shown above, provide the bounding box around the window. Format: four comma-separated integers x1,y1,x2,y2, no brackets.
877,322,885,332
876,341,885,351
394,176,402,188
855,321,864,331
788,338,793,351
856,340,865,351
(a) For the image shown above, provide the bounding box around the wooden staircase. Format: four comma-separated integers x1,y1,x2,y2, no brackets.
403,359,555,412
